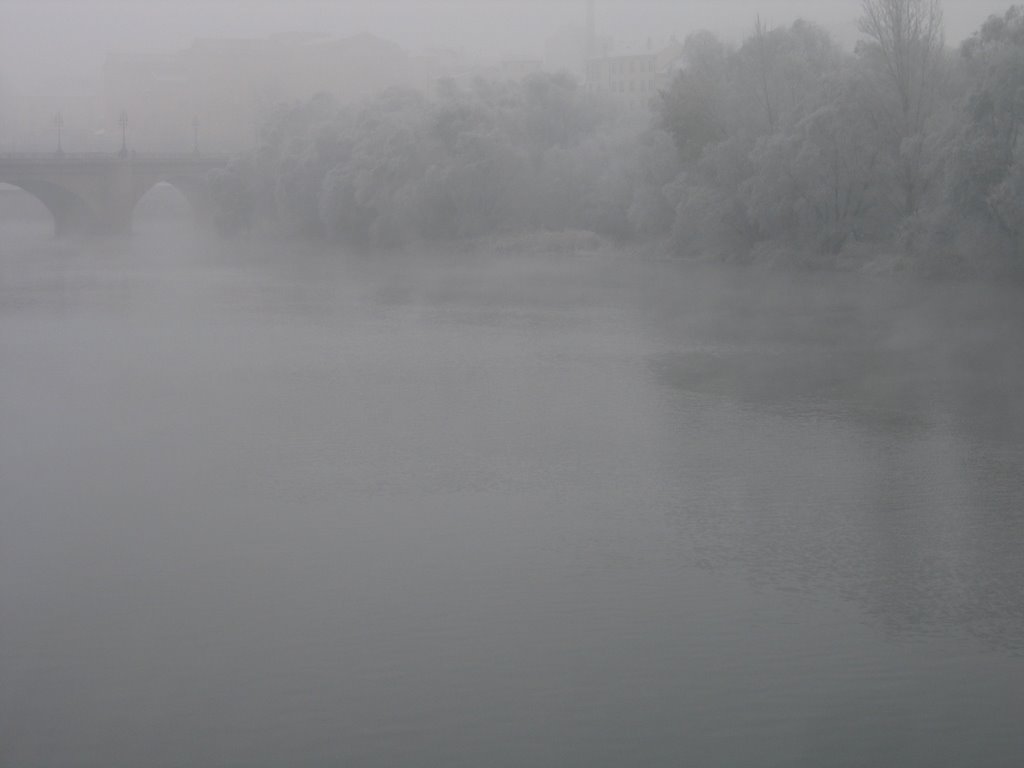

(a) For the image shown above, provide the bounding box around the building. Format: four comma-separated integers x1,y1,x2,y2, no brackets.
103,33,416,153
544,25,589,78
495,58,545,81
585,38,684,113
1,72,106,153
579,1,684,114
410,48,466,92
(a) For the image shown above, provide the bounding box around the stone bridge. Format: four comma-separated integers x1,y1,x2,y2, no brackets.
0,153,231,235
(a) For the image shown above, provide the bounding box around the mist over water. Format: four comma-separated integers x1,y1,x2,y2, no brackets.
2,192,1023,767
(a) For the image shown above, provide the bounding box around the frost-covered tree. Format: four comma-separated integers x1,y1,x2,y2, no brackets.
857,0,946,215
657,31,729,163
948,6,1024,259
736,19,844,136
743,71,892,253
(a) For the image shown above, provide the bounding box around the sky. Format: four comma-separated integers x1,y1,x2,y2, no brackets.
0,0,1017,87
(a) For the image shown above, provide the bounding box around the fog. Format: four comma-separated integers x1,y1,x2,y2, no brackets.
0,1,1015,79
2,1,1024,766
3,187,1024,767
1,0,1017,155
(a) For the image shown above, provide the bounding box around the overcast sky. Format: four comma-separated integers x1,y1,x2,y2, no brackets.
0,0,1016,86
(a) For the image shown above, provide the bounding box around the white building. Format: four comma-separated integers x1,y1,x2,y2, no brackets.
585,38,684,113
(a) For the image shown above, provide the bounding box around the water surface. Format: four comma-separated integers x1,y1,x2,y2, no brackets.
2,194,1023,767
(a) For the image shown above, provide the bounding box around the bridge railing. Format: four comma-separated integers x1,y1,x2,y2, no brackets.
0,152,232,163
0,152,113,160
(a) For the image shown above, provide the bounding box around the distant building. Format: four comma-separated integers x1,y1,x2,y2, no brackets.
544,26,588,78
1,72,105,153
417,53,545,92
585,38,684,113
410,48,466,92
496,59,545,81
103,34,415,152
103,52,191,152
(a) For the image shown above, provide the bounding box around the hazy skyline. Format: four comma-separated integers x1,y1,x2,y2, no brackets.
1,0,1016,86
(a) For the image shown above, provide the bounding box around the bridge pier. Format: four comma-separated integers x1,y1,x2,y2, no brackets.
98,160,139,235
41,186,97,237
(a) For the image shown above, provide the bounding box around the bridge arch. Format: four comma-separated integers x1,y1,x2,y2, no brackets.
0,155,228,236
130,175,214,232
0,178,98,236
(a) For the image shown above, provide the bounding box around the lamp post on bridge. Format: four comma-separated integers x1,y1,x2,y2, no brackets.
192,116,200,156
118,110,129,159
54,111,64,158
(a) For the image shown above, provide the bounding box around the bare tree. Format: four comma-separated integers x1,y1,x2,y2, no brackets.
752,16,777,133
858,0,945,215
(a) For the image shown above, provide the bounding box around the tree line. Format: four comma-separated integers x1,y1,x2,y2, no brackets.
208,1,1024,276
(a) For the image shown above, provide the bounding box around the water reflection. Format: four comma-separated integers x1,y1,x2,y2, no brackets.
644,269,1024,652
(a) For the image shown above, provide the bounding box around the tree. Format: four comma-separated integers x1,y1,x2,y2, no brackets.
948,6,1024,259
517,72,603,164
752,16,778,133
735,19,843,136
857,0,946,215
207,159,256,235
657,32,729,163
0,68,7,148
743,71,892,254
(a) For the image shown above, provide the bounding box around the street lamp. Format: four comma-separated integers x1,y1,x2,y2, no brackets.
118,110,129,159
192,115,200,156
55,111,64,157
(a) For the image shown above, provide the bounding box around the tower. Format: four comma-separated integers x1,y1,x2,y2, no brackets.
586,0,596,62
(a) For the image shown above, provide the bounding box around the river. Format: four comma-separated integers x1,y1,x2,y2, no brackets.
2,188,1023,767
